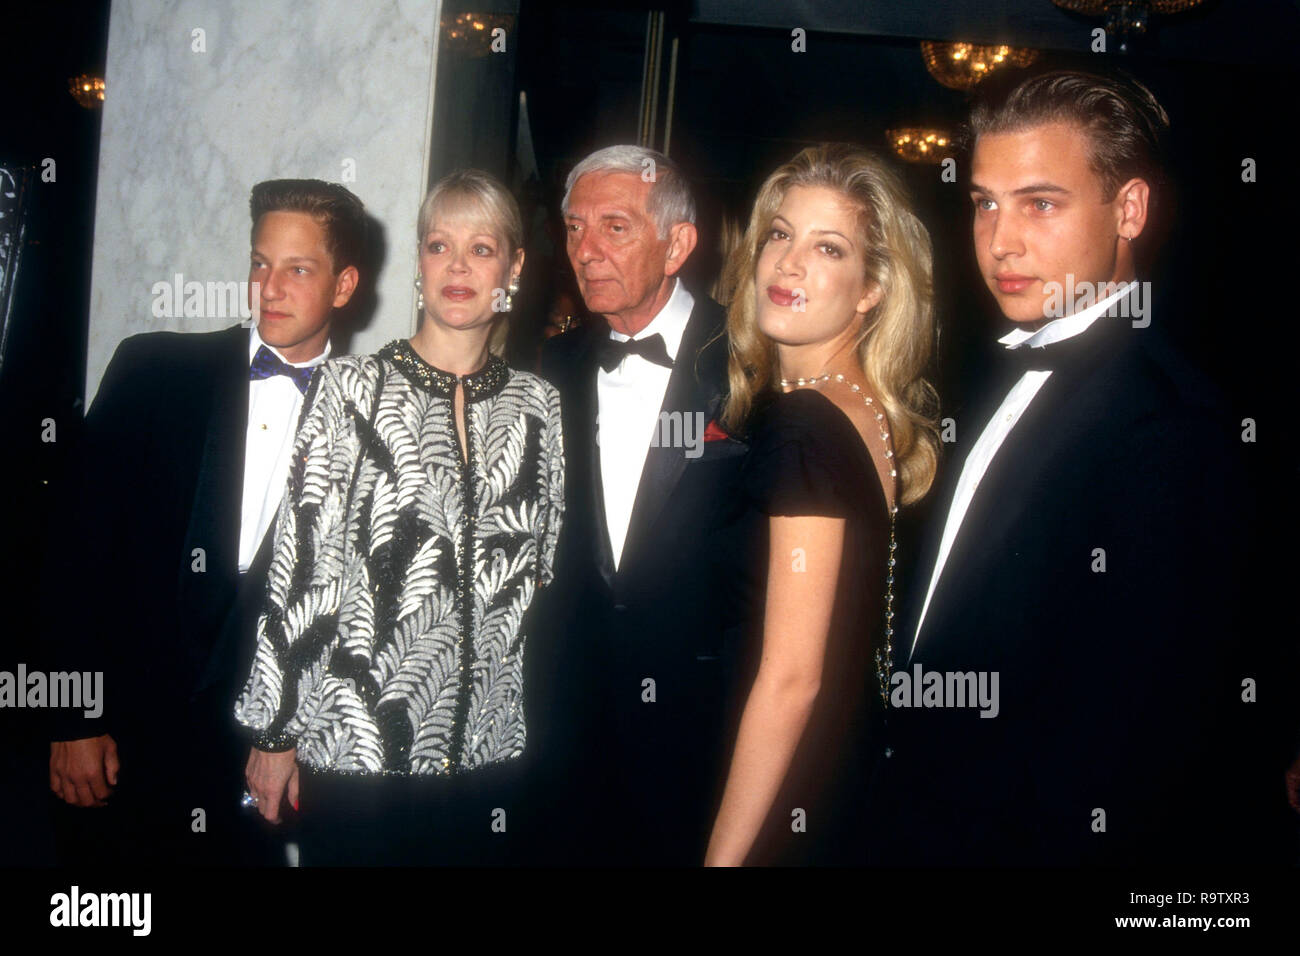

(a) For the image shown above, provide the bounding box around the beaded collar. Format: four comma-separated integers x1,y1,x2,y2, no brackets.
378,339,509,402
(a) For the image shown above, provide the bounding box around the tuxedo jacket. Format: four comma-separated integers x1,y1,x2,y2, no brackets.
47,324,278,783
868,308,1289,864
531,294,750,864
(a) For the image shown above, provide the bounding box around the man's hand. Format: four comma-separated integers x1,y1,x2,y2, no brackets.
1285,752,1300,814
246,747,299,824
50,735,120,807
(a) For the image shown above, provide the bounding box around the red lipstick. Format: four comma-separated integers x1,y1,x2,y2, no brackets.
767,285,799,307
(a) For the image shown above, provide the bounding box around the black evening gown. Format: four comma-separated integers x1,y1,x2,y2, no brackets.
715,388,890,866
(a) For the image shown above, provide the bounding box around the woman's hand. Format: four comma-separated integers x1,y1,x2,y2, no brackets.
245,747,299,824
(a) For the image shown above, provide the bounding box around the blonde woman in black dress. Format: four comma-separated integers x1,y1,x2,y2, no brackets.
705,144,940,865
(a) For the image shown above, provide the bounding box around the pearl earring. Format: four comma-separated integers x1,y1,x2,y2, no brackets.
505,275,520,313
414,275,424,312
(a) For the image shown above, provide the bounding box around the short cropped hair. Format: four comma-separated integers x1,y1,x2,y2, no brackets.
561,145,696,238
967,68,1170,208
249,179,367,273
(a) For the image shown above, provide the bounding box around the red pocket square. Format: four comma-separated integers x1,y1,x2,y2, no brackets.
703,418,730,442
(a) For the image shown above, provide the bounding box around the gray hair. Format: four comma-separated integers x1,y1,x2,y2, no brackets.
561,145,696,239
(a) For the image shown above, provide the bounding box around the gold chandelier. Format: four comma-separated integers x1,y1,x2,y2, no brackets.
1051,0,1208,45
886,128,956,165
68,74,105,109
920,41,1039,90
1052,0,1206,14
440,12,514,58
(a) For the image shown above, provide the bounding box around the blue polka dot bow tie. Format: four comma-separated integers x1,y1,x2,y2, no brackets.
249,345,316,394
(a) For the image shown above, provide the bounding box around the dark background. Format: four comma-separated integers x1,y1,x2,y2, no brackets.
1,1,111,867
2,0,1296,866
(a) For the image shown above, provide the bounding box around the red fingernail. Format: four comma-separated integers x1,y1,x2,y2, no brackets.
292,798,299,811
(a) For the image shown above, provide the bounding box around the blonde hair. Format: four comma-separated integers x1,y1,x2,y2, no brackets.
416,169,524,356
721,143,940,506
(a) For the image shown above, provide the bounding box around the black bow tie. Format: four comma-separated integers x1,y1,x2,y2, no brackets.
1000,306,1138,378
1002,343,1058,375
249,344,316,394
598,333,674,373
1001,334,1089,375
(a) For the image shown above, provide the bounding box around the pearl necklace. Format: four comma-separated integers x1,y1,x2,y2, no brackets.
780,371,899,707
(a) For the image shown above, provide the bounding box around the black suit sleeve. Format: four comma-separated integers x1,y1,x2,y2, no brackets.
44,335,155,741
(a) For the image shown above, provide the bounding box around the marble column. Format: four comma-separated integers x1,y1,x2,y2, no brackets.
86,0,442,400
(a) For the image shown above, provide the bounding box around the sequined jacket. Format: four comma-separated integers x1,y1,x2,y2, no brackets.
235,341,563,775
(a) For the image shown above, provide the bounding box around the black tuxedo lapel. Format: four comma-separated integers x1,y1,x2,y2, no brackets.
193,515,276,699
176,325,249,684
907,313,1134,663
902,362,1020,662
900,454,961,662
570,322,618,591
618,298,726,582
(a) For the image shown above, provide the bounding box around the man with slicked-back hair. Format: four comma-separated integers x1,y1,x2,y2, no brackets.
867,69,1289,864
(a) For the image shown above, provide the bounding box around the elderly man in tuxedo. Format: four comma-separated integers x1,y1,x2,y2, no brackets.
867,68,1290,864
46,179,365,865
531,145,749,865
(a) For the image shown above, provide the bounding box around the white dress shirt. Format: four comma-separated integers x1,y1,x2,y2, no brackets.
909,280,1136,657
597,279,695,569
239,326,332,573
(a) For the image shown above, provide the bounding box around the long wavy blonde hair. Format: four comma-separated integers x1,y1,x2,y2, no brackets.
721,143,940,506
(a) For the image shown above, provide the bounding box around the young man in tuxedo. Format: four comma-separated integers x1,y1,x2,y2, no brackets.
46,179,364,865
867,69,1289,864
531,145,749,865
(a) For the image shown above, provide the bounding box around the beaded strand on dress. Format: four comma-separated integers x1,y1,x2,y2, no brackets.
779,372,898,707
